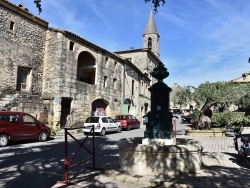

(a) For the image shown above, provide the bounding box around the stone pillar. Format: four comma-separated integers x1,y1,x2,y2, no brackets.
143,62,175,145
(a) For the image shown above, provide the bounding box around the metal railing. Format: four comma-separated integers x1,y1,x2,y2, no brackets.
57,126,96,185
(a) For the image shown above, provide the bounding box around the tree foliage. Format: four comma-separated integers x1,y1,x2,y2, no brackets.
174,81,250,117
145,0,166,13
34,0,42,14
33,0,166,14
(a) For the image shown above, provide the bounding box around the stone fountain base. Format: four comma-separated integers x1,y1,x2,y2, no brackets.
117,137,203,177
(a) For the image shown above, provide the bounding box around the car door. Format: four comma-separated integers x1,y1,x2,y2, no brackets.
107,117,118,131
5,114,23,140
132,115,140,128
129,115,137,128
101,117,110,132
22,113,40,140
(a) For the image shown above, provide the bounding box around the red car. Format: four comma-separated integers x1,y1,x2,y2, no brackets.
0,111,51,147
114,115,140,131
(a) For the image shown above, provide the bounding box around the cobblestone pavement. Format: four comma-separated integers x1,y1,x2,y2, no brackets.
53,129,250,188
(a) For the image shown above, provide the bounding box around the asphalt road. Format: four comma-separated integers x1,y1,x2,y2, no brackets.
0,116,187,188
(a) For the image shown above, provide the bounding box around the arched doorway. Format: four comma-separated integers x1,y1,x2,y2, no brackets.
92,99,109,116
77,51,96,85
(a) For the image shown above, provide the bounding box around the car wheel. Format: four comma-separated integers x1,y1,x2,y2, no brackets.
117,126,122,133
0,134,9,147
126,125,131,131
39,131,48,142
100,128,106,136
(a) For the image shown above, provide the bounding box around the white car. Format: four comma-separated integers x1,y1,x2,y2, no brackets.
82,116,122,136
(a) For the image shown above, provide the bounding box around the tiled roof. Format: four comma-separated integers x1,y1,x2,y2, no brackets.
2,0,48,24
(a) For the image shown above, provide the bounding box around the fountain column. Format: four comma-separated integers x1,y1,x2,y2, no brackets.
143,62,175,145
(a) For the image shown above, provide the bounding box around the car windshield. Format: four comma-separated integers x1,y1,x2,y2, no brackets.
115,116,127,120
85,117,99,123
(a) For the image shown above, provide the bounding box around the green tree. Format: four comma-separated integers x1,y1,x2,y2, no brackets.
34,0,166,14
174,81,250,121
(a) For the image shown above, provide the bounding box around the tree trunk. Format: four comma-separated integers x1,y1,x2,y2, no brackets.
198,99,215,129
199,99,214,118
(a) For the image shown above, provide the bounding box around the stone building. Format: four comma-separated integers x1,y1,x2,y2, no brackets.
0,1,48,118
232,72,250,83
0,0,163,128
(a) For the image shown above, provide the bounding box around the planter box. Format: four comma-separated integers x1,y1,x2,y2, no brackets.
185,128,226,137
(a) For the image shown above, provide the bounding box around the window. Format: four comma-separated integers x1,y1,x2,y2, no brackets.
132,80,134,95
105,57,108,64
16,66,31,91
107,117,114,123
77,51,96,85
0,114,9,125
10,21,15,31
148,37,152,49
115,115,127,120
23,114,36,125
69,41,74,51
113,78,117,89
103,76,107,87
10,115,20,124
101,117,108,123
85,117,99,123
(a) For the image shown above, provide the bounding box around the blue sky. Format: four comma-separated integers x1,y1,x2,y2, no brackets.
10,0,250,87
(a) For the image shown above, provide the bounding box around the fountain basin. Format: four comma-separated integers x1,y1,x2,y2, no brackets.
117,137,203,177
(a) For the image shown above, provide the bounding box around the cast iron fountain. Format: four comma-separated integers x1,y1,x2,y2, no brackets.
117,62,203,177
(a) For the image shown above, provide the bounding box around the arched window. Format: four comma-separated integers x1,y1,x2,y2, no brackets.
77,51,96,85
103,76,107,87
148,37,152,49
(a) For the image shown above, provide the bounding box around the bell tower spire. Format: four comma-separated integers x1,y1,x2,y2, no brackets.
143,11,160,58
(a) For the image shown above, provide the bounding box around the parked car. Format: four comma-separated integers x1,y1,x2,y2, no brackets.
82,116,122,136
181,114,194,123
114,115,140,131
0,111,51,147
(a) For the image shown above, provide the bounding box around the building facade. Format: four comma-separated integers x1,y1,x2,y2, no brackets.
0,0,163,128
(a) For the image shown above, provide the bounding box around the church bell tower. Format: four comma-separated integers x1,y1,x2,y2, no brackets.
143,11,160,58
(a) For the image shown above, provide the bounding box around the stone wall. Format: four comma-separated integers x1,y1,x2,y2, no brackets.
43,29,125,125
0,5,47,94
0,1,161,128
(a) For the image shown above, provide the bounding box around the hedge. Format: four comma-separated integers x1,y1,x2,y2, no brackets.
211,112,250,127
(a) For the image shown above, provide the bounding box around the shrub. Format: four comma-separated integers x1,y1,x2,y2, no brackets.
211,112,248,127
